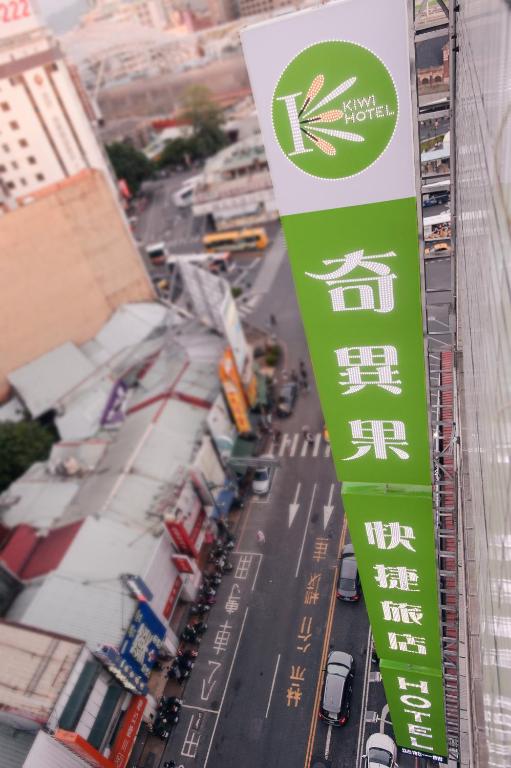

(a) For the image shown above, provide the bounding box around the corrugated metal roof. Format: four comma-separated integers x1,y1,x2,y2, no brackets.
7,517,154,650
56,381,112,441
0,622,82,721
94,303,168,356
0,525,37,575
0,479,80,530
8,343,96,418
23,730,92,768
49,440,109,471
0,724,36,768
176,361,220,403
20,521,83,580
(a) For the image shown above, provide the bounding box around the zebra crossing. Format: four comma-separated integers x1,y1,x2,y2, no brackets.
270,432,332,459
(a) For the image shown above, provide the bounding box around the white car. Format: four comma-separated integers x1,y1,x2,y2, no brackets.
364,733,398,767
252,467,271,495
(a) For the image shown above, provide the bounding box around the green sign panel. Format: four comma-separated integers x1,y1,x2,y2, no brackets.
380,660,448,759
282,197,431,486
273,41,398,179
342,484,443,669
242,0,446,758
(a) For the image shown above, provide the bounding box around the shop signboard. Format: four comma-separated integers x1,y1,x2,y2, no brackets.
54,730,112,768
119,602,166,687
165,519,197,557
109,695,147,768
219,348,251,434
172,555,194,574
242,0,446,758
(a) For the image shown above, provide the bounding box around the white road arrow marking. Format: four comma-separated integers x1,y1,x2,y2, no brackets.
288,482,301,527
323,483,335,530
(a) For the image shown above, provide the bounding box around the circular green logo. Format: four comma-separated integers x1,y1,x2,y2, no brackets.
272,41,398,180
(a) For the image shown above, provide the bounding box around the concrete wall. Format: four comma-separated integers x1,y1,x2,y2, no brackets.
0,170,154,400
98,56,250,120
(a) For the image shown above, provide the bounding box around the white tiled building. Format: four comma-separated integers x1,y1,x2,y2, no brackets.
0,2,110,200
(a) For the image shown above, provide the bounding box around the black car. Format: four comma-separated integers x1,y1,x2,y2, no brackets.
276,381,298,417
319,650,354,726
336,543,361,601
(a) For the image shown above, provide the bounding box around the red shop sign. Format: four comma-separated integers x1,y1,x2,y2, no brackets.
172,555,194,574
165,520,197,558
163,575,183,619
110,695,147,768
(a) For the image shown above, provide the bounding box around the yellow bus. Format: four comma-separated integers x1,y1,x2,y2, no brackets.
203,227,268,253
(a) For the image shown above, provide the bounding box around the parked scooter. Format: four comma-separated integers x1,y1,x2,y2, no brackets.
181,624,201,644
193,621,208,636
178,648,198,662
189,601,211,616
167,661,190,681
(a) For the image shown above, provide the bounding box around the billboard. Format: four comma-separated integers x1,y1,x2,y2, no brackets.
242,0,430,486
342,485,443,669
219,347,251,434
242,0,446,758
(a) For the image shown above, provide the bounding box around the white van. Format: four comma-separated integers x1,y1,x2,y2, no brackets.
172,175,202,208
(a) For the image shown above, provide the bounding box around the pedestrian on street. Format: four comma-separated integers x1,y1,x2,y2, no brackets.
256,530,266,545
269,313,277,327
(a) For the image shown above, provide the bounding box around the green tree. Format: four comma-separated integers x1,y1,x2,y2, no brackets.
106,142,154,195
0,421,56,492
158,136,195,169
181,85,228,158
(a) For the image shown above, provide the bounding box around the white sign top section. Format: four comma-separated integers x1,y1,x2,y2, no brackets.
241,0,417,217
0,1,40,40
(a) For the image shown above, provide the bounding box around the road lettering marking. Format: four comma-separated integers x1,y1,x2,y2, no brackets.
181,703,219,715
295,483,317,578
266,654,281,718
203,607,250,768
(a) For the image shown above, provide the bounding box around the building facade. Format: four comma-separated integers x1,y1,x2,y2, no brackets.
0,6,110,199
456,0,511,766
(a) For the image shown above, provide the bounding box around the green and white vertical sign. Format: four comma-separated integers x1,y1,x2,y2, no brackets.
242,0,447,760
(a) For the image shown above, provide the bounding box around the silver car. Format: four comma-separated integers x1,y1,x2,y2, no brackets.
319,650,354,726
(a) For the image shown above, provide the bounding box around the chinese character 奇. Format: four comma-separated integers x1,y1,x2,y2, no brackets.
305,250,397,314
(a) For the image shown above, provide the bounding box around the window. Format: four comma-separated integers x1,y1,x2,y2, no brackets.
11,161,18,170
2,144,9,153
0,165,5,172
0,102,9,111
35,173,45,181
9,121,19,130
27,156,36,165
19,139,28,148
6,181,15,189
20,178,27,186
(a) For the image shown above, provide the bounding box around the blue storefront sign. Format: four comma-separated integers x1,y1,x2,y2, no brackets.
97,601,166,694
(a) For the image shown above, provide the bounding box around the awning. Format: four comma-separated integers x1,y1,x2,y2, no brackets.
213,487,236,519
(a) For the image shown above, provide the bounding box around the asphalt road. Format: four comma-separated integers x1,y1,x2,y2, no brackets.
159,244,374,768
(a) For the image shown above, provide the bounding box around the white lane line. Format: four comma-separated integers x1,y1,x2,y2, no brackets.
181,703,219,715
312,433,321,457
289,433,299,458
295,483,317,578
323,483,335,530
251,553,263,592
279,432,292,457
203,607,250,768
324,443,331,458
265,654,281,718
355,626,373,768
300,437,309,458
325,724,333,759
